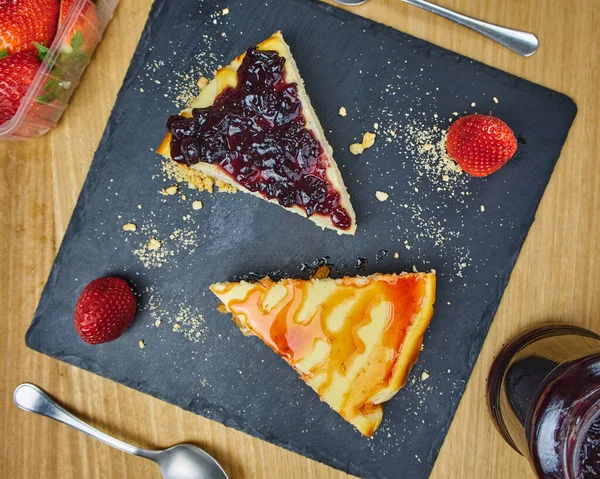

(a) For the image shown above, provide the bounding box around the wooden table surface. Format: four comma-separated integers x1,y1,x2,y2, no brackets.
1,0,599,477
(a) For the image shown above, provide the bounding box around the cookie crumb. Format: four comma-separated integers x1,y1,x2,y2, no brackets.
154,319,162,327
338,106,347,117
349,143,364,155
480,205,485,212
362,132,376,148
349,132,376,155
222,7,229,14
393,252,399,259
123,222,137,232
216,303,227,314
470,102,476,107
493,97,499,104
373,122,379,130
192,200,203,210
162,185,178,196
147,238,162,250
162,159,237,194
139,340,146,349
173,323,181,332
421,371,429,381
375,191,389,202
312,265,330,279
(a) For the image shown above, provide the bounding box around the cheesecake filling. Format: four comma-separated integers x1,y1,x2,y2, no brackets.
166,47,352,230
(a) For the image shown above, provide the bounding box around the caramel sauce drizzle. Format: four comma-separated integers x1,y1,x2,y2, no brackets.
224,276,426,421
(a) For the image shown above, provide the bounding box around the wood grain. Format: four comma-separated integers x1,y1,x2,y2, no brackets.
1,0,598,477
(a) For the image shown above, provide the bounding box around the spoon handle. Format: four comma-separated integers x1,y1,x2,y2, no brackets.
14,383,157,460
401,0,538,56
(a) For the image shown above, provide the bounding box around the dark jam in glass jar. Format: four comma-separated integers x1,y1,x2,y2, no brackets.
487,326,600,479
580,418,600,477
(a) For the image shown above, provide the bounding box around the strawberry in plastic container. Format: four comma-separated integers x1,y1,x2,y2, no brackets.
0,0,107,135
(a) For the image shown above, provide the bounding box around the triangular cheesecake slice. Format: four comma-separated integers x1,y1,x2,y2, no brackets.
158,31,356,234
210,272,436,436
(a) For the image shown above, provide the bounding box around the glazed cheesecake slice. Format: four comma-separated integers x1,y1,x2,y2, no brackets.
158,31,356,234
210,272,436,436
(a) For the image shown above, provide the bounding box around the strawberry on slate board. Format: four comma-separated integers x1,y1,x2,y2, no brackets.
0,0,60,56
446,114,518,177
0,49,42,125
74,277,137,345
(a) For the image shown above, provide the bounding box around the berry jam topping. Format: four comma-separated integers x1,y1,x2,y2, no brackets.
166,47,351,230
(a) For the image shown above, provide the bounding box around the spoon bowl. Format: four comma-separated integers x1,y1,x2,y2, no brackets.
14,383,228,479
155,444,229,479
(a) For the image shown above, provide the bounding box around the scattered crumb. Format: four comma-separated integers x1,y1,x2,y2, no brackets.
421,371,430,381
373,122,379,130
338,106,347,117
123,222,137,232
349,143,364,155
154,319,162,327
162,185,178,196
173,323,181,332
480,205,485,212
312,265,330,279
192,200,203,210
139,340,146,349
162,160,236,194
363,132,376,148
375,191,389,202
222,7,229,14
139,87,144,93
181,194,187,200
493,97,499,104
197,76,209,90
147,238,162,250
470,102,476,107
393,252,399,259
216,303,227,314
349,132,376,155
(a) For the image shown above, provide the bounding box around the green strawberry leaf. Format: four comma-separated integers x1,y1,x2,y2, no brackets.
71,31,84,51
33,42,49,61
36,91,57,104
0,49,7,60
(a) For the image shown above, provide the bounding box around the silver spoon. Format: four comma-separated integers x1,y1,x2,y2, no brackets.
332,0,539,57
14,383,228,479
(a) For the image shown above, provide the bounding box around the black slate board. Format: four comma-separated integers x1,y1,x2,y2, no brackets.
26,1,577,478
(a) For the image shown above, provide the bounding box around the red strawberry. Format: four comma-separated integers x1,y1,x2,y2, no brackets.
59,0,99,54
0,0,60,56
0,50,42,125
59,0,74,24
446,114,518,177
74,277,137,345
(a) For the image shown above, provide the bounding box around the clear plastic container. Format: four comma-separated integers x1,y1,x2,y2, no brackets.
0,0,120,140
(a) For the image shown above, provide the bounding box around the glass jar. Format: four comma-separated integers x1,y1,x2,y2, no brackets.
487,325,600,478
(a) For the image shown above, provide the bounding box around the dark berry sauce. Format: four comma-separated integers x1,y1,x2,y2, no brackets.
581,419,600,478
166,47,351,230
